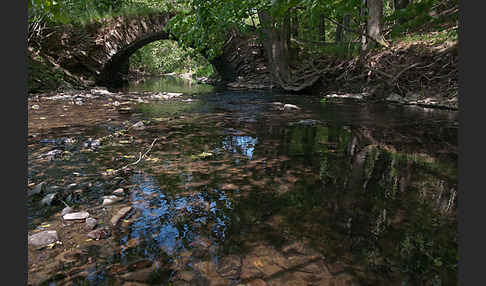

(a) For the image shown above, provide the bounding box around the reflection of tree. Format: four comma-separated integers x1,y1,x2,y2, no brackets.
225,123,457,285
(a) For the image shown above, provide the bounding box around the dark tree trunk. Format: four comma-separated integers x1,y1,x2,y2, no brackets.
343,14,351,42
394,0,410,10
318,15,326,44
291,10,299,40
394,0,410,24
336,14,350,43
336,16,343,42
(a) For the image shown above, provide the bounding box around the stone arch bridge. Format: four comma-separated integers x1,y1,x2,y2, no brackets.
45,12,267,87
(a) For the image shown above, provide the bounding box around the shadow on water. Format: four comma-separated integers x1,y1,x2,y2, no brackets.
28,76,458,285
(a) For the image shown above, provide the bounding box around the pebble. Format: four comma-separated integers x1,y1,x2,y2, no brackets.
102,195,123,206
386,93,405,103
28,230,58,247
111,206,132,226
40,193,57,206
63,211,89,221
67,183,78,189
28,182,45,197
113,188,125,195
84,218,97,230
61,206,74,216
131,121,145,130
283,104,300,110
87,227,110,240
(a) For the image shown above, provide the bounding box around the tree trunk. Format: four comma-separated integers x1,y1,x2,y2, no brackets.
258,10,291,84
361,0,367,50
343,14,351,42
365,0,384,50
336,16,343,42
257,9,321,91
394,0,410,10
394,0,410,24
291,10,299,40
319,15,326,45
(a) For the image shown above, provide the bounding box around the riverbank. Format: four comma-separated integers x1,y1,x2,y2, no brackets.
28,30,458,111
222,34,458,110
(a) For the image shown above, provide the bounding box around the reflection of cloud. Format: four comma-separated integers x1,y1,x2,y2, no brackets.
122,173,232,260
222,135,258,160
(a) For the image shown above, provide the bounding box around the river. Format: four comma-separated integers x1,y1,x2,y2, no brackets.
27,75,458,285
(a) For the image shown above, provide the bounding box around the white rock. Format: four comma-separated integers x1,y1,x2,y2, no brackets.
386,93,405,103
102,195,123,206
166,92,183,97
28,230,58,247
67,183,78,189
84,218,97,230
113,188,124,195
283,104,300,110
326,93,363,100
131,121,145,130
61,206,74,216
63,211,89,221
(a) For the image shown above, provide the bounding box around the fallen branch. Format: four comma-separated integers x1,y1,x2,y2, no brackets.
367,62,421,86
106,138,159,175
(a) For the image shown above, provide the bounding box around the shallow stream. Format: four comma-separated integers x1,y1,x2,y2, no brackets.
27,76,458,285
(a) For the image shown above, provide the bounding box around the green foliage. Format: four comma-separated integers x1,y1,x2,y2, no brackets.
387,0,458,37
28,0,176,25
130,40,214,77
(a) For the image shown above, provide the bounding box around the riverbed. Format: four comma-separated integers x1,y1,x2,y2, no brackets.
27,75,458,285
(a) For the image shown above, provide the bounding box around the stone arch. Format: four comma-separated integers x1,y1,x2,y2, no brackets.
49,12,260,88
97,30,171,86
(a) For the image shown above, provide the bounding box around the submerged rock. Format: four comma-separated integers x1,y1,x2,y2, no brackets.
84,218,97,231
326,93,364,100
102,195,123,206
113,188,125,195
131,121,145,130
217,255,242,279
40,193,57,206
84,139,101,148
386,93,405,103
63,211,89,221
40,149,63,160
87,227,110,240
291,119,321,126
61,206,74,216
28,182,46,197
28,230,58,247
111,206,132,226
283,104,300,111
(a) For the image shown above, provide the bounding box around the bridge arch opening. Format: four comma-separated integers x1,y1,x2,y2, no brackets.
96,34,218,88
129,39,215,81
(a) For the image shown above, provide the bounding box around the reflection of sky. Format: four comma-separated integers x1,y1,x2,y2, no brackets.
122,173,232,261
222,135,258,159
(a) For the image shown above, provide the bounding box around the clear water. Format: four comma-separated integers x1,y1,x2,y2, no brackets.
27,76,458,285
